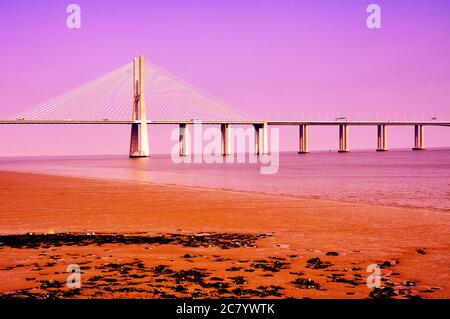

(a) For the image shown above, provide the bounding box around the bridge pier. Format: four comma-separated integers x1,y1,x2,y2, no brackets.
338,124,349,152
413,125,425,150
254,122,268,155
298,125,309,154
129,55,150,158
221,124,232,156
179,124,190,156
376,125,388,151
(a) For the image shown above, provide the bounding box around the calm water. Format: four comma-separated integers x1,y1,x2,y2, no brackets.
1,149,449,212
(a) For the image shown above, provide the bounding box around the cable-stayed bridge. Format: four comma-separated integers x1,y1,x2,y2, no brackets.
1,55,449,156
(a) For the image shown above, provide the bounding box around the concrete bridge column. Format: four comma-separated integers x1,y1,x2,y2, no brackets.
254,124,260,155
338,124,349,153
413,125,425,150
179,123,190,156
421,125,425,150
414,125,419,149
221,124,231,156
262,122,268,155
129,123,139,155
298,125,309,154
376,125,388,151
254,122,268,155
129,55,150,158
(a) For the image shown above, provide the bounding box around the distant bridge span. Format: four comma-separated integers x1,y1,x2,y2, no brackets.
1,120,449,126
1,55,449,155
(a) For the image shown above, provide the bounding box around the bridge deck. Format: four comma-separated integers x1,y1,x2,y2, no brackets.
0,120,449,126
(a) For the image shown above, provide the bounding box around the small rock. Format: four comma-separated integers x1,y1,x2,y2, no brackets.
326,252,339,256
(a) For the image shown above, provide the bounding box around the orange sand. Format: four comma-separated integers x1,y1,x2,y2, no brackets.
0,171,449,298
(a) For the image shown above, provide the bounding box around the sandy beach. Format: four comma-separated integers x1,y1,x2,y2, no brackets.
0,170,449,299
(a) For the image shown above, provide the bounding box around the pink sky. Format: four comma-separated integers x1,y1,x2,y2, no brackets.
0,0,449,155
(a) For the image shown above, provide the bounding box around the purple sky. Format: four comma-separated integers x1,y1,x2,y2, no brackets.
0,0,449,155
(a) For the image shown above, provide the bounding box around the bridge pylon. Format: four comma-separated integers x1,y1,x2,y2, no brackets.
129,55,150,157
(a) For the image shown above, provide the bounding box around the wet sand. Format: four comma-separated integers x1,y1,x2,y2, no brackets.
0,170,449,299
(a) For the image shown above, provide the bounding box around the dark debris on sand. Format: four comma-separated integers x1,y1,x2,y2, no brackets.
306,257,333,269
325,252,340,256
231,285,284,298
416,248,426,255
250,259,290,272
291,278,321,290
0,231,432,300
0,232,270,250
327,274,361,286
369,286,399,299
